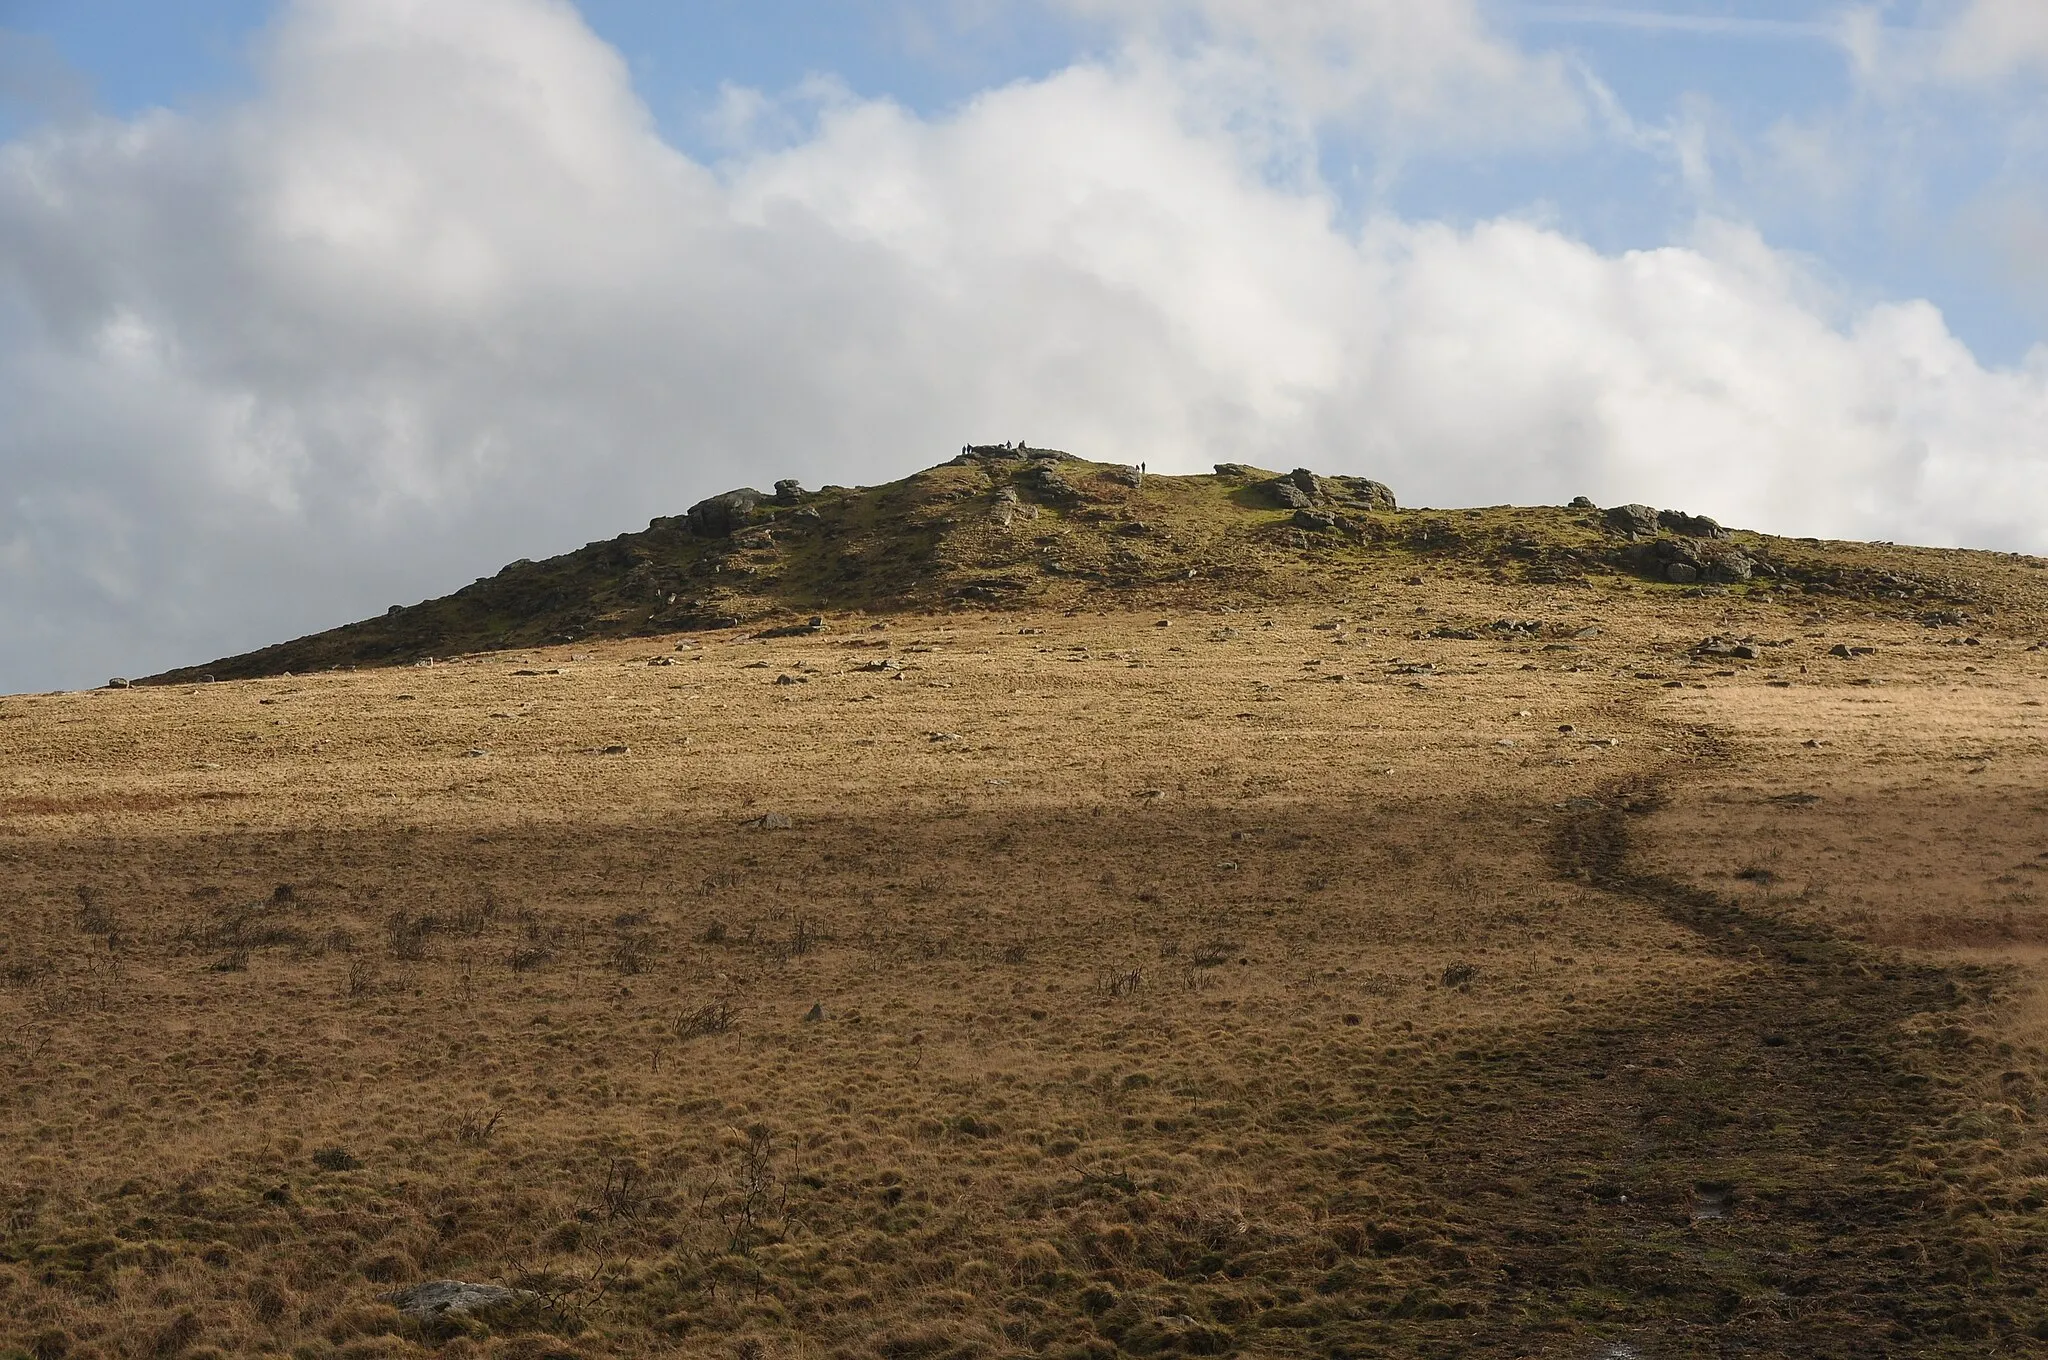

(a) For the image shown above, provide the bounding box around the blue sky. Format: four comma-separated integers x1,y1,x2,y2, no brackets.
1,0,2046,691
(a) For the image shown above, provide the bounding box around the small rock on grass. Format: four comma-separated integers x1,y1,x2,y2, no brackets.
746,811,795,830
387,1280,540,1321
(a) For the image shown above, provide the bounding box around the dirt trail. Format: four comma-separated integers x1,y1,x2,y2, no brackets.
1348,785,2033,1356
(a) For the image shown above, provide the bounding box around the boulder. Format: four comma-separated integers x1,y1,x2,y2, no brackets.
687,488,765,537
1708,553,1753,583
1292,509,1338,532
1604,503,1660,537
1020,463,1081,502
387,1280,540,1323
1326,476,1397,511
1569,496,1596,509
773,479,805,504
1264,479,1316,509
1666,563,1700,584
1658,509,1730,539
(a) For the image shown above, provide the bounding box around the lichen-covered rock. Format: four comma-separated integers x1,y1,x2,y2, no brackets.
1659,509,1731,539
1260,478,1316,509
1325,476,1397,511
687,488,764,537
1019,463,1081,502
1604,503,1660,537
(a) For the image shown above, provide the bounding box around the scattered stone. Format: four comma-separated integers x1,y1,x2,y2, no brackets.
106,677,131,689
1155,618,1172,628
648,656,674,666
930,732,961,743
387,1280,540,1323
774,674,807,685
803,1001,824,1023
599,745,630,755
745,811,795,830
856,658,903,673
1430,626,1480,640
461,749,487,759
1293,509,1338,532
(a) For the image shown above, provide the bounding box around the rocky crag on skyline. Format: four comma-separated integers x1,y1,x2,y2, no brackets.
141,447,2037,684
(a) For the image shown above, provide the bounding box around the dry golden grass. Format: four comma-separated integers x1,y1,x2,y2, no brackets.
5,586,2048,1357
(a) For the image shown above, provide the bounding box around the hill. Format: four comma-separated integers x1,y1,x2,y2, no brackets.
141,448,2047,683
8,450,2048,1357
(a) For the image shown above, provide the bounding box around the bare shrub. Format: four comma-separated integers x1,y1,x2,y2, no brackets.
721,1125,783,1255
346,957,379,999
386,908,436,961
609,929,654,975
678,1001,738,1039
1096,967,1143,997
75,884,118,939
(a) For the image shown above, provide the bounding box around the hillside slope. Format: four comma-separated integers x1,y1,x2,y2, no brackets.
143,448,2047,683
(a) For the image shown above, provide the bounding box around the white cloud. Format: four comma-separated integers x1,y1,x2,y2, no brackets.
1,0,2046,692
1936,0,2048,83
1053,0,1588,147
1842,0,2048,91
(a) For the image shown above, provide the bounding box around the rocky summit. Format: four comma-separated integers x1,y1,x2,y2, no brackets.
143,450,2047,683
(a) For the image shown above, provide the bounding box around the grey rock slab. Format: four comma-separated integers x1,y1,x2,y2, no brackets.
1603,503,1660,537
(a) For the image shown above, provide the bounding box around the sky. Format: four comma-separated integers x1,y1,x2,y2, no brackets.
1,1,2046,693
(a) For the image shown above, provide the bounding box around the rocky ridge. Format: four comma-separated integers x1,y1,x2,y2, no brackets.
138,449,2047,683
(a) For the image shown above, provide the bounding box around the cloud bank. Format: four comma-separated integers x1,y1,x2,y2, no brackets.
1,0,2045,691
